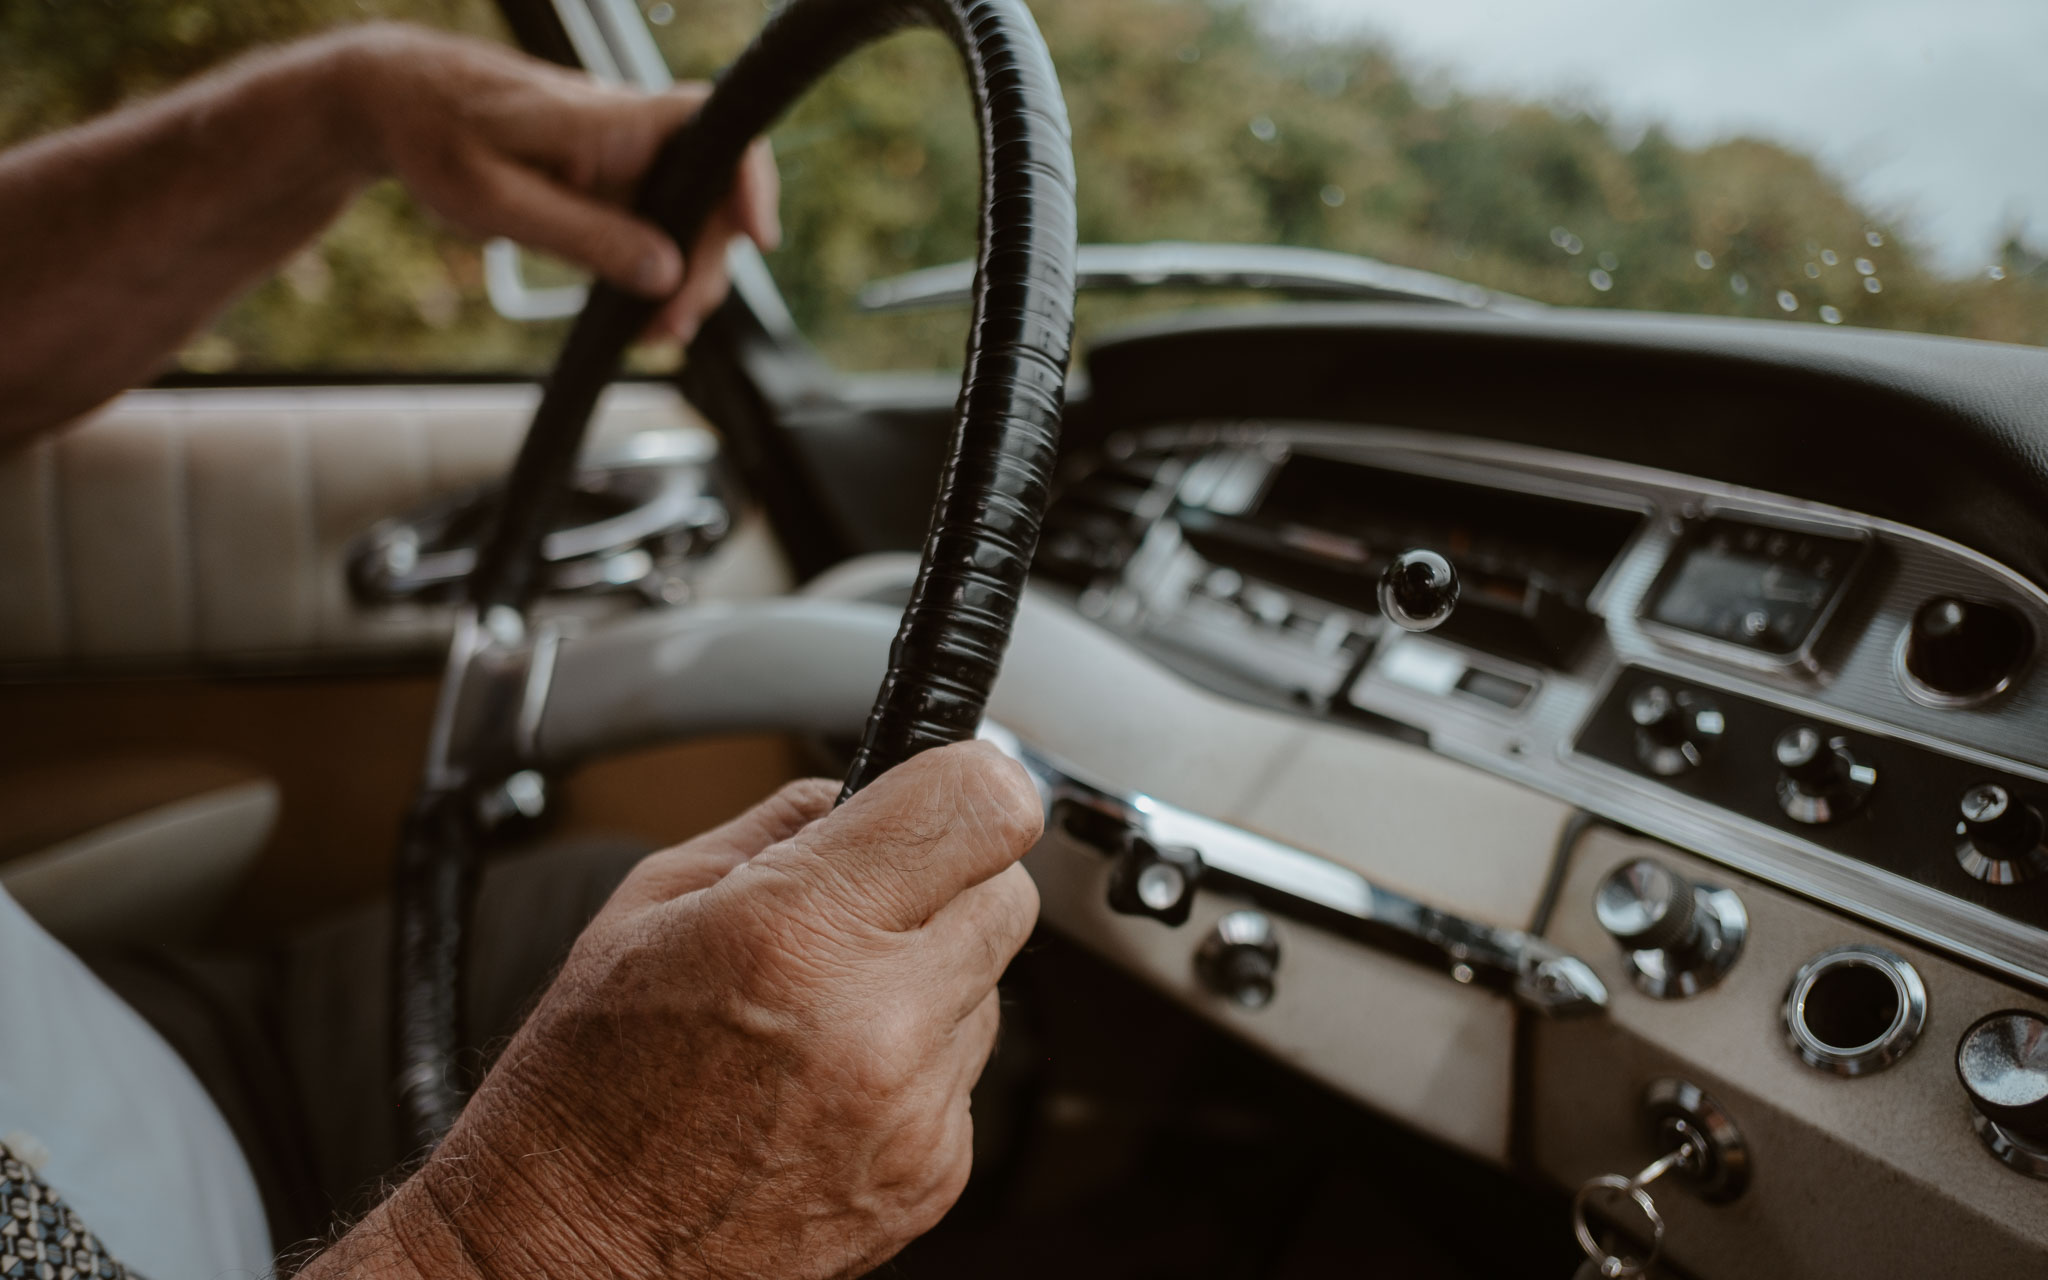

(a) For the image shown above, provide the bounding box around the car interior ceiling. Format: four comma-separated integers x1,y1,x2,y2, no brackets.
6,2,2048,1278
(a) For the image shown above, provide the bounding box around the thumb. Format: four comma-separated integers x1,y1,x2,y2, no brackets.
782,741,1044,933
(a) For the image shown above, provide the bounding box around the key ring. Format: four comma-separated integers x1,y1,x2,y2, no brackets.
1572,1135,1700,1278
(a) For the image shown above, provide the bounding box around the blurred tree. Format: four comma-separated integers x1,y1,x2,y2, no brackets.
3,0,2041,376
0,0,570,374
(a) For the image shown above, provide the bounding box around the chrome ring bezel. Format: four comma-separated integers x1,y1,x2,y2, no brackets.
1893,621,2024,710
1782,944,1928,1076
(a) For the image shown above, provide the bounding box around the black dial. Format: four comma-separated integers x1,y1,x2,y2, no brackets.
1955,783,2048,885
1773,725,1875,825
1901,596,2032,704
1628,683,1725,777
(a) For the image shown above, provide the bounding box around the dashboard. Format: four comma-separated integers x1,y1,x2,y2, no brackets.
1036,421,2048,989
925,302,2048,1278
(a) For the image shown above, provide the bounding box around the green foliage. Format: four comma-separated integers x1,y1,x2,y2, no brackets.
2,0,2042,378
0,0,569,374
733,0,2048,368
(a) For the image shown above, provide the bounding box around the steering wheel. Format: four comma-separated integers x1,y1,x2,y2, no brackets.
392,0,1077,1147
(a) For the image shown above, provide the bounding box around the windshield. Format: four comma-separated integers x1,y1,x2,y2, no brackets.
651,0,2047,368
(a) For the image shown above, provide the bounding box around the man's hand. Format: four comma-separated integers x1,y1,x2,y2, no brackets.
0,21,779,442
350,741,1043,1280
338,25,780,344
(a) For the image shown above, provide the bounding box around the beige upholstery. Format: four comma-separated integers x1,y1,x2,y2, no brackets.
987,591,1572,1163
0,383,721,668
0,755,277,946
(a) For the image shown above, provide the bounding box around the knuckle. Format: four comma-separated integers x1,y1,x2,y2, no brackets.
994,864,1041,938
953,742,1043,853
766,777,839,829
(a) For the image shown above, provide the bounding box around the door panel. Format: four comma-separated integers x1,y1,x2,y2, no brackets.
0,380,804,937
0,382,789,670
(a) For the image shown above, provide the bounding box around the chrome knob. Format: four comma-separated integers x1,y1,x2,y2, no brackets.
1628,683,1724,777
1594,858,1746,998
1955,784,2048,885
1596,859,1698,953
1105,831,1202,927
1378,548,1459,632
1957,1009,2048,1179
1196,910,1280,1009
1773,725,1875,825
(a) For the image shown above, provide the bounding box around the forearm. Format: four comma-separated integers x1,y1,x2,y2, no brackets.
0,31,378,444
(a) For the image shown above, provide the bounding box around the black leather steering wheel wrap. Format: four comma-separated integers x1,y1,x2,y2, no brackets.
394,0,1076,1148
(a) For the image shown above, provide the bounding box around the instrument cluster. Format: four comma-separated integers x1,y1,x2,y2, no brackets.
1034,420,2048,989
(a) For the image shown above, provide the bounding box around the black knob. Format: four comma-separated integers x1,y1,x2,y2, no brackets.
1196,910,1281,1008
1595,858,1702,954
1378,548,1459,633
1773,725,1874,824
1105,831,1202,926
1629,684,1725,777
1902,596,2032,704
1955,784,2048,885
1957,1010,2048,1142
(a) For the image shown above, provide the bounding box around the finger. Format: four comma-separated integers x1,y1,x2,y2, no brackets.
952,987,1004,1092
785,740,1044,933
736,136,782,251
921,862,1039,1013
617,778,839,905
648,206,739,344
506,80,712,196
458,152,683,297
646,137,776,342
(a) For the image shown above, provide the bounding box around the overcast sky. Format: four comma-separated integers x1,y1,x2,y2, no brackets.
1272,0,2047,275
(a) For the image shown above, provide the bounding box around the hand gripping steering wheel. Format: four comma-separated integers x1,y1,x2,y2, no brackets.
393,0,1077,1147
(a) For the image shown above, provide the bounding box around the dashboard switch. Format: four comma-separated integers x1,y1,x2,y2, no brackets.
1628,683,1725,777
1105,831,1203,926
1594,858,1746,997
1900,596,2031,706
1955,784,2048,885
1196,910,1281,1008
1773,725,1875,824
1957,1010,2048,1179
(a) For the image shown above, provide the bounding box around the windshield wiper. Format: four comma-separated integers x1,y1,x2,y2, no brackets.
857,241,1542,315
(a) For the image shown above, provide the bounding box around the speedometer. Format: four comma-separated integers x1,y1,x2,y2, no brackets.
1641,516,1870,664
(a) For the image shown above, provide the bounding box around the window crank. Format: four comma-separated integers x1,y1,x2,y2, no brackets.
1571,1122,1711,1279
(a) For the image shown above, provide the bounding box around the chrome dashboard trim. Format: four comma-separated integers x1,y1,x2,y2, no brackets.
1080,421,2048,991
979,722,1610,1017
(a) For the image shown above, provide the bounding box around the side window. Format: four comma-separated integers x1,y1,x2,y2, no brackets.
0,0,571,376
649,1,982,373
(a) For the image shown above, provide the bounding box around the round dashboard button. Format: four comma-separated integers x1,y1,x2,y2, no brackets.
1900,596,2032,707
1955,783,2048,885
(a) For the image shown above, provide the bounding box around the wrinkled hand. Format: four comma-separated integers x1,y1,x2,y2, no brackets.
336,24,779,343
375,741,1043,1280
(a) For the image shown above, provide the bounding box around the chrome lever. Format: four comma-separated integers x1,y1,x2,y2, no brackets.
981,722,1608,1017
